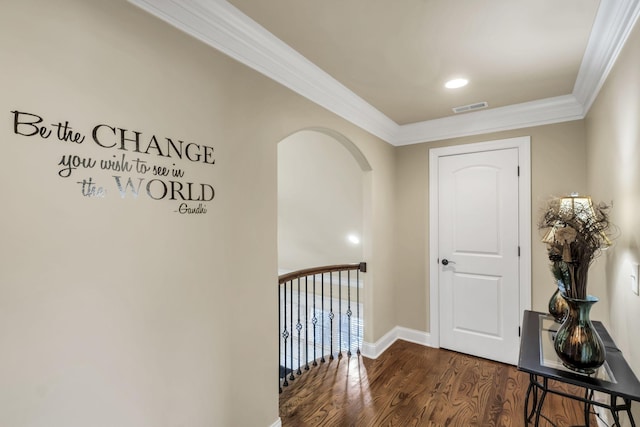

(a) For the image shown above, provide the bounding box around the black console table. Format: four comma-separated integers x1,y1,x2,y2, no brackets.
518,310,640,426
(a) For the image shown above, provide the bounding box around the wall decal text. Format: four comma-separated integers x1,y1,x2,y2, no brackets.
10,109,216,215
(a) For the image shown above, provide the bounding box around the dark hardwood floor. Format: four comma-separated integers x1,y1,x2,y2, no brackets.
280,340,597,426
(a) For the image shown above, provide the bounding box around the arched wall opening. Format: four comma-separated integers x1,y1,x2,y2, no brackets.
277,128,371,273
277,127,374,359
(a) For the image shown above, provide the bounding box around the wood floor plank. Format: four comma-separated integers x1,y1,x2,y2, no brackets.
280,340,598,426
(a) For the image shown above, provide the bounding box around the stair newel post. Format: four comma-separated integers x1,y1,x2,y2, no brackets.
357,262,366,355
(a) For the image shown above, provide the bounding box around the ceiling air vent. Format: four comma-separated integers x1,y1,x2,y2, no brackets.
452,101,489,114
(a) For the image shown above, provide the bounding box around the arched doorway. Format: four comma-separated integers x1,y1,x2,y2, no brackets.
277,128,372,374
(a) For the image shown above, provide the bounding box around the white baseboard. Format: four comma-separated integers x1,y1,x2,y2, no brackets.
361,326,432,359
361,328,396,359
269,417,282,427
396,326,433,347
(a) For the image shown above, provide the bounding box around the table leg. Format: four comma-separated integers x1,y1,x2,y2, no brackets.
534,377,549,427
525,374,539,424
609,395,636,427
611,406,622,426
584,388,593,427
609,394,635,427
628,397,636,427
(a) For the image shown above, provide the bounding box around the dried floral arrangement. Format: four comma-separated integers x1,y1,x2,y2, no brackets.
539,195,613,300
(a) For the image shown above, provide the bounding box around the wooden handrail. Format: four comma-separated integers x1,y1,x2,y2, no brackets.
278,262,367,284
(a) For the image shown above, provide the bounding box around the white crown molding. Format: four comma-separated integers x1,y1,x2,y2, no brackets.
394,95,583,145
129,0,640,146
573,0,640,113
128,0,399,143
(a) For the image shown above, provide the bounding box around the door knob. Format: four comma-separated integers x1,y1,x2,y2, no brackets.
442,259,449,266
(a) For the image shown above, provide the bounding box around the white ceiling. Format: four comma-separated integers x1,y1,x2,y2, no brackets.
130,0,640,145
228,0,598,125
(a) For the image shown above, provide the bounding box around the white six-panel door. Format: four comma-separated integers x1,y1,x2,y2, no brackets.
437,148,521,364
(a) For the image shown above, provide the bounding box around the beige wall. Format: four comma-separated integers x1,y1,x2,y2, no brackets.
585,16,640,421
394,120,590,332
0,1,396,426
278,131,364,272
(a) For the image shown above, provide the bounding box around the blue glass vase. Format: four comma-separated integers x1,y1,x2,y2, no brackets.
553,295,605,374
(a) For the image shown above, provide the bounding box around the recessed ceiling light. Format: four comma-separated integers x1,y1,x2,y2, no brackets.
445,78,469,89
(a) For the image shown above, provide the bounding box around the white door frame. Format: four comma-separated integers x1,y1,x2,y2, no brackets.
428,136,532,350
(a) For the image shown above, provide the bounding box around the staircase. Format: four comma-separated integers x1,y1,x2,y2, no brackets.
278,262,366,392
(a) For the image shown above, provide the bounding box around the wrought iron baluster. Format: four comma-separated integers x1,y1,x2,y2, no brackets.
296,277,302,375
312,274,318,367
289,278,295,381
329,271,334,360
304,276,310,371
282,281,290,386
